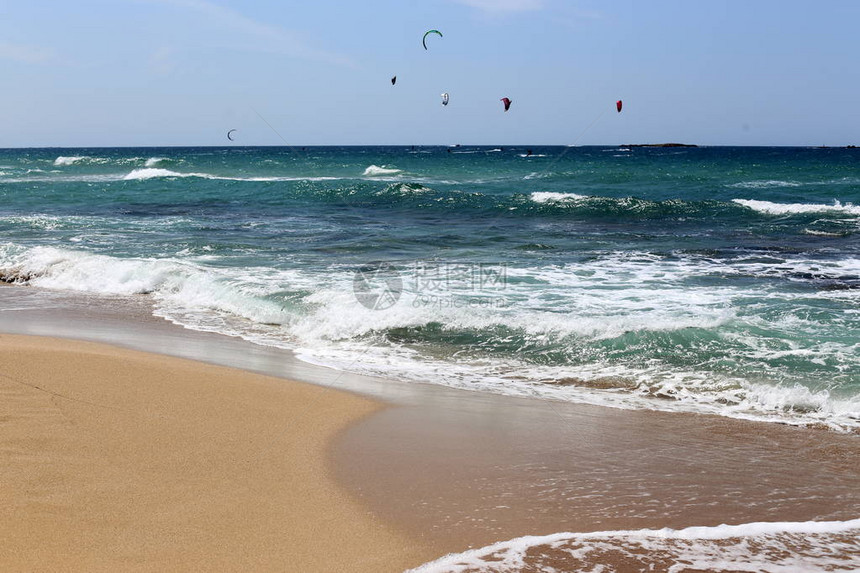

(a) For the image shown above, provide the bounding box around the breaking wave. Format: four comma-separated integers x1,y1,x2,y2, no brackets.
54,156,91,166
529,192,587,203
363,164,402,177
123,168,202,180
734,198,860,216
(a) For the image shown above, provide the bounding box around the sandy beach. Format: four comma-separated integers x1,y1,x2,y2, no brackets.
0,334,432,572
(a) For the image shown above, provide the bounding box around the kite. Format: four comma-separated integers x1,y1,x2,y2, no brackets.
500,97,511,112
441,93,449,106
391,75,397,85
423,29,442,50
616,100,623,113
227,129,237,141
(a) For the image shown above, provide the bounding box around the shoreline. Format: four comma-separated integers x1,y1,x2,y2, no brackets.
2,283,854,433
2,285,859,570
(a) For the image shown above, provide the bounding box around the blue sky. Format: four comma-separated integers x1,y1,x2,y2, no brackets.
1,0,857,147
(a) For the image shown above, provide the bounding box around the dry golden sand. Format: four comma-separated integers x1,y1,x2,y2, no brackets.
0,334,431,572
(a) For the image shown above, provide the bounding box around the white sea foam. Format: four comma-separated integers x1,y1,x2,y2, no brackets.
804,228,849,237
294,342,860,432
734,198,860,216
728,179,804,189
0,244,290,328
529,191,587,203
408,519,860,573
123,168,203,180
377,183,434,196
362,164,402,176
53,156,88,166
4,172,340,184
52,155,129,166
144,157,170,167
0,214,98,231
122,168,340,183
286,253,860,431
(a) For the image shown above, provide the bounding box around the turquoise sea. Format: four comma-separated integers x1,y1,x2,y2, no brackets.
1,145,858,430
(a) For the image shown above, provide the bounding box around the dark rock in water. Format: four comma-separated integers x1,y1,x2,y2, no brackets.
0,269,32,284
787,270,860,290
820,282,860,291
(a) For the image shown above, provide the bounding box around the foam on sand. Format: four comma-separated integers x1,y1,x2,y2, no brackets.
408,519,860,573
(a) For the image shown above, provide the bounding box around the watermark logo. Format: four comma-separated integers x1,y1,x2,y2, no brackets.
353,261,508,310
353,262,403,310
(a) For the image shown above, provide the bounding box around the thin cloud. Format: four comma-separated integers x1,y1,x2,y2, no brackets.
451,0,544,13
148,0,353,67
0,42,54,64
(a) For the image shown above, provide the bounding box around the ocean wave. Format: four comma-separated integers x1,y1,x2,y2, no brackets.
529,191,587,203
517,193,738,220
728,179,804,189
144,157,171,167
0,244,291,328
408,519,860,573
53,155,139,166
286,254,860,431
375,182,434,196
123,168,202,180
513,194,860,221
803,228,852,237
0,214,99,231
122,168,341,183
362,164,402,177
53,156,90,166
733,198,860,216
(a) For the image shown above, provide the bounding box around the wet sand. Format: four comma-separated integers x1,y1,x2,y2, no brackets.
334,393,859,558
0,334,433,572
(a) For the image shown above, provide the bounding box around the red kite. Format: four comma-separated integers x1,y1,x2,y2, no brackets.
500,97,511,112
616,100,623,113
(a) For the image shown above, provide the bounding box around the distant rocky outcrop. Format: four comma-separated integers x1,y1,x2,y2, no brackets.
622,143,698,148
